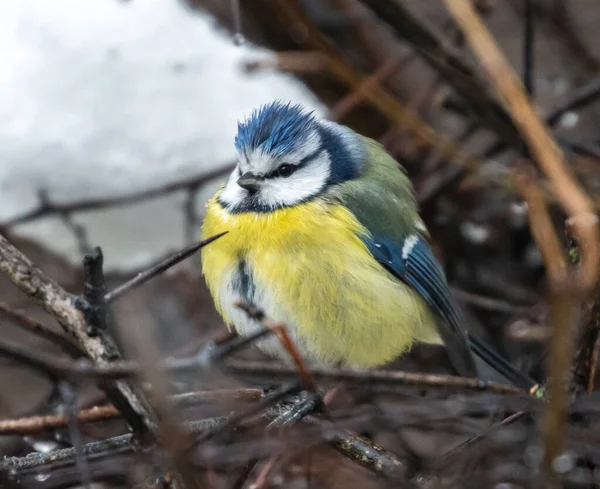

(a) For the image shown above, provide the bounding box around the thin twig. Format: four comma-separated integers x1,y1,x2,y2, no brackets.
272,0,486,174
446,0,600,474
0,301,80,356
439,410,527,462
523,0,535,96
3,166,233,228
0,389,261,435
224,360,528,396
105,232,227,304
443,0,600,293
546,76,600,126
450,288,533,315
1,417,227,475
357,0,522,150
327,55,413,121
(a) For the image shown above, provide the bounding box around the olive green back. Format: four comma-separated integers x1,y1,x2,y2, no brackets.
330,136,423,243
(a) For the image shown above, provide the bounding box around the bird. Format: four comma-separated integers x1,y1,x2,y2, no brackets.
200,101,532,384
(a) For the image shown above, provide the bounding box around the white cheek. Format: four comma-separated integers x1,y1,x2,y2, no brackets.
219,169,245,207
260,153,331,207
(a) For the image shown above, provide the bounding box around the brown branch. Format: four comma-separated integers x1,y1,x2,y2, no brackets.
450,287,533,315
243,51,328,74
118,295,203,489
513,169,568,283
304,416,416,483
224,360,528,396
327,55,413,122
357,0,522,151
0,389,262,436
0,232,157,437
442,0,600,291
572,289,600,394
0,301,80,356
3,165,233,228
271,0,485,174
0,405,125,436
443,2,599,482
541,290,581,484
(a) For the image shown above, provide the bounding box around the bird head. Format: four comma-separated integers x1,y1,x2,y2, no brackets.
219,101,365,212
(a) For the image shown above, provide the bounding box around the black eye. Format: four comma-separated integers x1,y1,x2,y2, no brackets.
275,164,295,178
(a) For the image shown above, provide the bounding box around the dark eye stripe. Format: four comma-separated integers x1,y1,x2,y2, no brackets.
298,143,325,167
264,144,325,179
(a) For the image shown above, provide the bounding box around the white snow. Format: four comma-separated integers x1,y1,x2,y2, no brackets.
0,0,323,270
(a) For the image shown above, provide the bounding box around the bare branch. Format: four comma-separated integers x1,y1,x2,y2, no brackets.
1,417,227,475
440,1,600,483
224,360,528,396
357,0,522,151
105,232,227,304
270,0,485,175
0,232,156,436
0,301,80,356
442,0,600,292
0,389,262,436
3,166,233,228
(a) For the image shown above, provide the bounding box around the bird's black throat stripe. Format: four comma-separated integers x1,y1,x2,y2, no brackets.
232,259,256,304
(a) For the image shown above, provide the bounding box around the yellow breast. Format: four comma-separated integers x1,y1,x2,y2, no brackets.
200,194,440,367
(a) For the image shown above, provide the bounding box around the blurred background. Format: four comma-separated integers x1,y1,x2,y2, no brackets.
1,0,600,487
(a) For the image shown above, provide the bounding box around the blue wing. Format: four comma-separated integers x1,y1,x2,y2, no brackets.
363,234,478,377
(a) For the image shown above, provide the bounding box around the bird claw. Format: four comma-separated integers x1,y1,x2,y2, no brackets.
268,390,323,429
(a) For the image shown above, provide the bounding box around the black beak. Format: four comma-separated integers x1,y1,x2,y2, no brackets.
237,172,263,194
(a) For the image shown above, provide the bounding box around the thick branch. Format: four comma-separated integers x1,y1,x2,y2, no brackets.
0,233,156,436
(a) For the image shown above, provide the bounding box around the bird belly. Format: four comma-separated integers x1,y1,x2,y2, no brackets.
201,197,440,367
215,260,312,363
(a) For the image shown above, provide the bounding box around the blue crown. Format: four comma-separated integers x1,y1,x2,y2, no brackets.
234,101,317,158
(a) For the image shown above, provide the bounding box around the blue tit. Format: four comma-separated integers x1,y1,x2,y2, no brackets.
201,101,529,383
